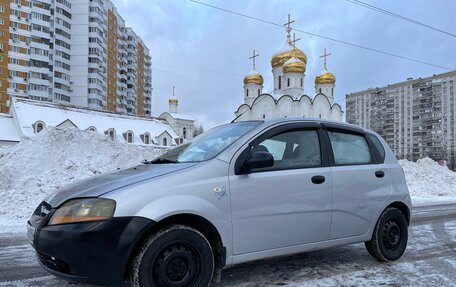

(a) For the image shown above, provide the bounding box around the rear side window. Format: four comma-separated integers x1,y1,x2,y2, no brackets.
328,131,372,165
366,133,386,162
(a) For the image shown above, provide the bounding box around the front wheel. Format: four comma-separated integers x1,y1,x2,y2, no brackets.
130,225,214,287
365,207,408,262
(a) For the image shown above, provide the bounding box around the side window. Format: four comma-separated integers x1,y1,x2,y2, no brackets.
251,129,321,171
366,133,385,162
256,139,286,160
328,131,372,165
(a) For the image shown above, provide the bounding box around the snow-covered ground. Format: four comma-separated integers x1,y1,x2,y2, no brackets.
0,127,455,226
1,204,455,287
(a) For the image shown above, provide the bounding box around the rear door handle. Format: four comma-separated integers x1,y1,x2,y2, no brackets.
311,175,325,184
375,170,385,178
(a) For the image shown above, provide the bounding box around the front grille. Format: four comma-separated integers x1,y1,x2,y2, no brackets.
37,252,74,275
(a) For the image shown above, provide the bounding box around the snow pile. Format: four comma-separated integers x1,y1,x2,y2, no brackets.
0,127,166,221
399,157,456,200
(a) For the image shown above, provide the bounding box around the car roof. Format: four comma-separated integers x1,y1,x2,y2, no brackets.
236,117,371,133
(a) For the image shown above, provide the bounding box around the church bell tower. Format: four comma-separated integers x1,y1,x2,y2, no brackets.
243,49,263,106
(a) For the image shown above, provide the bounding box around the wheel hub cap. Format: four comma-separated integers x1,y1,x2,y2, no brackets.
166,257,188,281
154,244,199,286
383,220,401,250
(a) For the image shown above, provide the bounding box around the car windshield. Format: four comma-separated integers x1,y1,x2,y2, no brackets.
150,121,262,163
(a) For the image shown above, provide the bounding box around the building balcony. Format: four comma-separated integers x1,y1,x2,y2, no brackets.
7,63,29,74
28,90,52,100
28,76,50,86
118,82,128,90
9,26,32,37
118,72,128,80
29,40,49,50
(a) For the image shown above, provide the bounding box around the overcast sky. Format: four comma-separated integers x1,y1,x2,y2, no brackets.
113,0,455,129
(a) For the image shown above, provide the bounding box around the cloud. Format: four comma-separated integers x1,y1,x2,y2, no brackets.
111,0,455,129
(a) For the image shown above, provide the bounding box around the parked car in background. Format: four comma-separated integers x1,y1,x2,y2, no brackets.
28,118,411,287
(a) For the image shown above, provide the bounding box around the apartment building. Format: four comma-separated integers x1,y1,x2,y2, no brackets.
0,0,151,116
346,71,456,168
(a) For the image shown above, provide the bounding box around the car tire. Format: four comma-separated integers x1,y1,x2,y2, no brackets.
364,207,408,262
130,225,214,287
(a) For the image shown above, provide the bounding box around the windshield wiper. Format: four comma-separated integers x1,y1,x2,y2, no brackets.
146,158,179,164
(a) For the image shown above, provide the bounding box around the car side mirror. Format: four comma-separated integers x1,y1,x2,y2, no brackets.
242,151,274,172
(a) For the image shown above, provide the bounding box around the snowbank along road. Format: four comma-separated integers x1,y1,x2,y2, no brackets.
0,203,455,287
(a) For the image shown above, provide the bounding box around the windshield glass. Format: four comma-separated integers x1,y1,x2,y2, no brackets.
151,121,262,163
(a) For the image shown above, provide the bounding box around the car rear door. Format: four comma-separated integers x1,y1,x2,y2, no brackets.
229,123,333,255
322,125,391,239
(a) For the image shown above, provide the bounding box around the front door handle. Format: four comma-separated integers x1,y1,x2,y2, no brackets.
311,175,325,184
375,170,385,178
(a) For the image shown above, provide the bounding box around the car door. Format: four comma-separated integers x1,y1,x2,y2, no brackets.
229,124,333,255
324,127,392,239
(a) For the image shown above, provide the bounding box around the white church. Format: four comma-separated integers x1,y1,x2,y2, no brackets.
234,21,344,122
0,96,195,148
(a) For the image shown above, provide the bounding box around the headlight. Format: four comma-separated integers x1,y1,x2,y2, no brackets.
48,198,116,226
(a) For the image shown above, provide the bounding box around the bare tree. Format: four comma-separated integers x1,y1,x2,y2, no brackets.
193,124,204,137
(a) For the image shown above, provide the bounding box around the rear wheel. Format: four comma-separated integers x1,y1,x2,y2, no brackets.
365,207,408,262
130,225,214,287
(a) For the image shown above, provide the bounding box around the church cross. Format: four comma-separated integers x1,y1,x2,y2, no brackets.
290,32,301,50
319,48,332,69
284,14,294,44
172,86,175,97
249,49,259,70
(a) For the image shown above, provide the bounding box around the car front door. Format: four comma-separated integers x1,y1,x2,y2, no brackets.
229,124,333,255
324,127,392,239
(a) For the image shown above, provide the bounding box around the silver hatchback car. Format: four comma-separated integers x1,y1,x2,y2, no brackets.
28,118,411,287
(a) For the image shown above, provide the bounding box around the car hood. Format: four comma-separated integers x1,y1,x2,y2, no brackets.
45,162,197,208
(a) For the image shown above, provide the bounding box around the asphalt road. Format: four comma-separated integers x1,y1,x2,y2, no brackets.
0,203,455,287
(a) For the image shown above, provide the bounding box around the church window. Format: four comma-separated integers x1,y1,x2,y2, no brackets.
301,78,303,87
319,88,322,93
124,131,134,143
332,88,334,95
87,126,97,133
106,128,116,140
143,133,151,144
246,89,249,97
319,114,322,119
258,89,260,96
263,114,266,119
34,121,45,133
36,123,44,133
163,137,168,146
278,76,282,89
287,78,290,87
183,127,187,139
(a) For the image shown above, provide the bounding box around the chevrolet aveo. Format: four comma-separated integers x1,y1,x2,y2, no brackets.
28,118,411,287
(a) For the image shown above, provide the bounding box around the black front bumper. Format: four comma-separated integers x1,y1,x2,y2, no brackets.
28,202,155,286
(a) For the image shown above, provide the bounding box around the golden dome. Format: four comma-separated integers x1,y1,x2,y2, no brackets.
315,69,336,85
271,46,307,69
243,70,264,85
169,98,178,104
283,56,305,74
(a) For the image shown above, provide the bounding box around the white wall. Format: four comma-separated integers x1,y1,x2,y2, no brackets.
234,94,344,122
